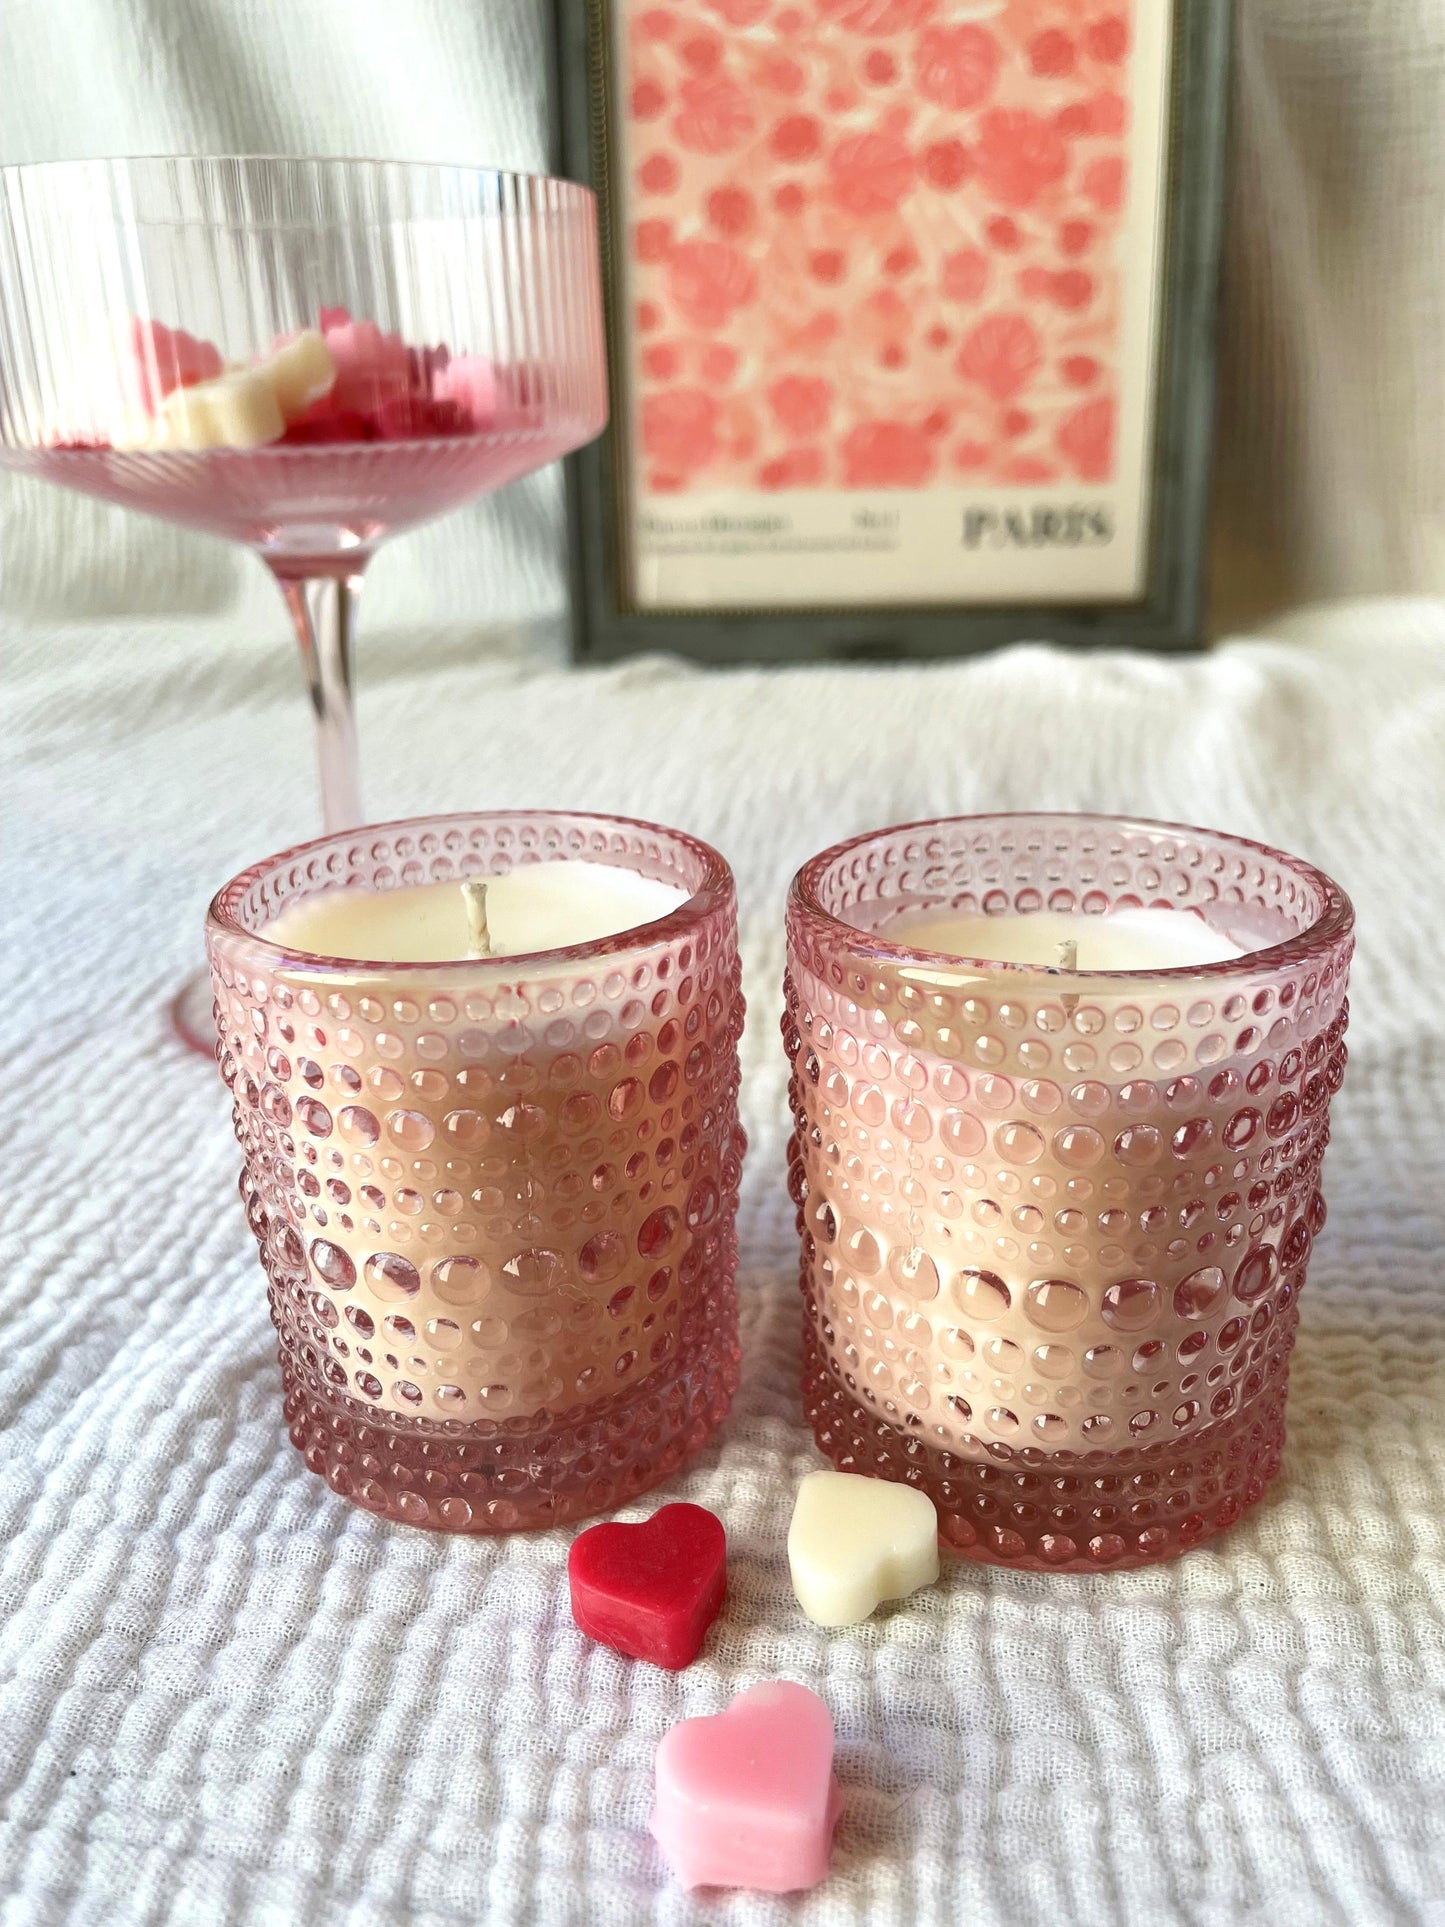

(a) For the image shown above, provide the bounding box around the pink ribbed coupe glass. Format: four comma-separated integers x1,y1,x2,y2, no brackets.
0,156,607,1048
784,814,1354,1572
207,811,745,1533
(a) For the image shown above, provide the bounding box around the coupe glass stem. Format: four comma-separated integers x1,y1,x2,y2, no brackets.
278,570,366,834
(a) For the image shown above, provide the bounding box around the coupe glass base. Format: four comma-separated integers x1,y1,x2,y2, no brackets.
169,967,218,1057
801,1319,1292,1573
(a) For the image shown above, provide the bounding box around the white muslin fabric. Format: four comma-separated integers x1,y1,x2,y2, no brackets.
3,598,1445,1926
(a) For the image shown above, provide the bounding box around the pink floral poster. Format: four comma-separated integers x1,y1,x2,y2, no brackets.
608,0,1173,610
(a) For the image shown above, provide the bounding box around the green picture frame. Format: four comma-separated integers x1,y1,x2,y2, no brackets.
554,0,1232,664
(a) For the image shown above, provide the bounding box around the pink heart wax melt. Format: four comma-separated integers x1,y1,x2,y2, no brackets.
435,353,498,429
320,315,413,413
125,317,223,411
650,1681,842,1893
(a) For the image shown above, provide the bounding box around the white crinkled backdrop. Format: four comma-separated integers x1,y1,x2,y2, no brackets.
3,4,1445,1924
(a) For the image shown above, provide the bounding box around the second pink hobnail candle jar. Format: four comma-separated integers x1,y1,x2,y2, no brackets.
208,811,745,1533
783,814,1354,1572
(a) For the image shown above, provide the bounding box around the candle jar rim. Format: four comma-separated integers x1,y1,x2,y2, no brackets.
207,808,732,974
789,811,1354,984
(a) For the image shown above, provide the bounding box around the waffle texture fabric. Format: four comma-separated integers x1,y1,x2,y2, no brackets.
3,596,1445,1926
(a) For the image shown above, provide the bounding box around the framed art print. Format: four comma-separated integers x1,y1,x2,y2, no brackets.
555,0,1232,663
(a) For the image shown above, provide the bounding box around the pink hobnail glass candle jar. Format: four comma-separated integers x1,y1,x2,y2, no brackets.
783,814,1354,1573
207,810,745,1533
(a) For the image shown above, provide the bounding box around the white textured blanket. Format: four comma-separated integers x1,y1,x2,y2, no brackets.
3,593,1445,1926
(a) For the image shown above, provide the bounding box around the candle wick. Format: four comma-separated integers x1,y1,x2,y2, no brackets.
462,880,492,958
1056,938,1078,972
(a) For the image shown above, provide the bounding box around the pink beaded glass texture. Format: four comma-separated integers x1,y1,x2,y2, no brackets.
208,812,745,1533
784,814,1354,1573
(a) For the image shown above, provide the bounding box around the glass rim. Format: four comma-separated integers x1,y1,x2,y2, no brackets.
0,153,596,205
207,808,732,974
788,810,1355,984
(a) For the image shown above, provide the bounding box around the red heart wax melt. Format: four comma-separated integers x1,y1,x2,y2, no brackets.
568,1502,726,1670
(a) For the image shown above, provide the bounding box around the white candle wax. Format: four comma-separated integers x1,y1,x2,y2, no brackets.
891,905,1245,970
265,859,690,962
